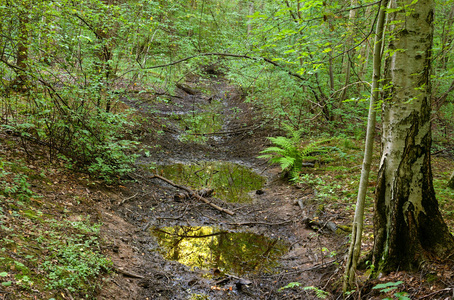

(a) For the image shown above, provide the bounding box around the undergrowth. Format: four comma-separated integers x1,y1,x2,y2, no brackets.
258,127,336,180
0,146,112,299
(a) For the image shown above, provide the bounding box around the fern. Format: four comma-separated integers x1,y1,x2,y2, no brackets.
258,134,333,181
303,286,330,299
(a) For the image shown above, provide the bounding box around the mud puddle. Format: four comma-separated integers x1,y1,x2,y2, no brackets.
100,75,343,299
151,226,289,277
155,161,266,203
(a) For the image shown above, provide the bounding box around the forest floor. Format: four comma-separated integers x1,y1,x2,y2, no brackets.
1,72,454,299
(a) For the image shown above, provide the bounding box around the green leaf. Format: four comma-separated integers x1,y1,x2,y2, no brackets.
372,281,403,292
0,272,8,277
1,281,12,286
278,282,301,291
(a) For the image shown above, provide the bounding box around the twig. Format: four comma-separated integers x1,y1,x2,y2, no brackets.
64,288,75,300
153,228,225,238
150,175,235,215
143,204,190,230
118,192,139,205
111,278,123,289
418,288,452,299
115,267,145,279
262,260,337,278
228,220,292,226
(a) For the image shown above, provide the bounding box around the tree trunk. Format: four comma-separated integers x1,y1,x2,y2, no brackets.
343,0,389,291
372,0,454,274
448,171,454,189
13,3,30,90
339,0,358,102
247,2,254,36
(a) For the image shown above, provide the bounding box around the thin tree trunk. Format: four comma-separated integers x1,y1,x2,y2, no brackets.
372,0,454,274
343,0,389,292
14,5,29,89
339,0,358,102
247,2,254,36
448,171,454,189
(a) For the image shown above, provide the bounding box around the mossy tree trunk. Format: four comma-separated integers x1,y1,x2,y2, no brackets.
13,1,30,90
372,0,454,274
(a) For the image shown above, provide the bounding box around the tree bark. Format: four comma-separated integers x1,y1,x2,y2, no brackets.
13,3,30,90
372,0,454,274
343,0,389,291
448,171,454,189
339,0,358,102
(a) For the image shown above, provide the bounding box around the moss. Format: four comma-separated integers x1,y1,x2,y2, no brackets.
337,225,352,233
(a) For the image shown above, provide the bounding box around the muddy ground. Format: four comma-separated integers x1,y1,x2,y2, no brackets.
94,74,354,300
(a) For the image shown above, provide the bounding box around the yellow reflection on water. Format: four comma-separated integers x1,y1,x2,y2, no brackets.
151,226,288,276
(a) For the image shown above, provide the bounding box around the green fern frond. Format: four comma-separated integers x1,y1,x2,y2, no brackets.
300,139,333,157
258,135,335,181
259,146,289,155
268,136,296,152
274,156,295,170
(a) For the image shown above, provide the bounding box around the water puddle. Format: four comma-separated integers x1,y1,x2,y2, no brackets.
169,99,224,143
151,226,288,277
156,161,265,203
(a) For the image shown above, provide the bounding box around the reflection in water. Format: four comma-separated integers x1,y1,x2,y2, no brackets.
157,162,265,203
151,226,288,277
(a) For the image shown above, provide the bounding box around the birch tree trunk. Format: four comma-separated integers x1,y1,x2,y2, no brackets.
343,0,389,291
372,0,454,274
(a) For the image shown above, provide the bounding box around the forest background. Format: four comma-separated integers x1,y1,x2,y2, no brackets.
1,0,454,299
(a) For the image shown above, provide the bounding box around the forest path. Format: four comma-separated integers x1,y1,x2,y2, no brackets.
98,74,345,300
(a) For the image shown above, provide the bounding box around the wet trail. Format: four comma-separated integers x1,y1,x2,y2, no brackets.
98,75,343,300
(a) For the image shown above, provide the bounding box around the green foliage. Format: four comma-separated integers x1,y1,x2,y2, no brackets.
0,148,110,298
258,130,333,180
41,233,112,293
303,286,330,299
279,282,330,299
279,281,302,291
0,207,111,297
372,281,410,300
0,160,34,202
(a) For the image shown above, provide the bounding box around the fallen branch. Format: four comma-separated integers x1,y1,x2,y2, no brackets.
115,267,145,279
418,288,453,299
263,260,337,277
150,175,235,215
228,220,292,226
118,192,139,205
153,228,225,238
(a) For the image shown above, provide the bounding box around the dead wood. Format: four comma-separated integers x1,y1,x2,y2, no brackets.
228,220,292,226
174,188,214,201
150,175,235,215
119,192,139,205
176,83,198,95
115,267,145,279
